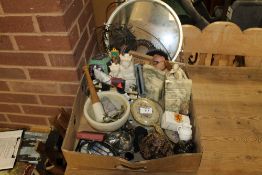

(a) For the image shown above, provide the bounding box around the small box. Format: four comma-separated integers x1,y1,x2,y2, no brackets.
161,111,190,131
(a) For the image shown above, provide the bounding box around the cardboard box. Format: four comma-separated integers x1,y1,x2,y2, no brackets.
62,15,262,175
61,0,203,172
61,77,203,173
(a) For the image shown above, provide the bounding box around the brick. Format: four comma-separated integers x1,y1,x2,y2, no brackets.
0,0,67,13
69,25,79,49
7,114,48,125
48,107,72,124
73,29,88,63
39,95,75,106
78,1,92,32
0,103,21,113
0,123,32,129
22,105,60,116
0,114,7,121
64,0,83,29
0,67,26,79
16,35,73,51
48,54,76,67
85,34,96,60
0,35,13,50
0,81,9,91
37,16,66,32
76,56,86,79
28,68,79,82
37,0,83,32
9,81,59,94
0,53,46,66
60,0,74,11
0,16,34,33
88,15,96,35
59,83,79,94
0,93,38,104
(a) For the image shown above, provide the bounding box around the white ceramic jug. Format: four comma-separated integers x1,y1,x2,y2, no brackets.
177,123,192,141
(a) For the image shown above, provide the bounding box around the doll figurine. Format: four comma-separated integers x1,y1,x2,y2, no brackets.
146,49,172,71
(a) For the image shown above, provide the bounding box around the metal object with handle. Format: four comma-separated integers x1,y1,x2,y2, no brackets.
105,0,183,61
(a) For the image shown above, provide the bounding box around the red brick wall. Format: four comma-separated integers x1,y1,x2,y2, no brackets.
0,0,98,127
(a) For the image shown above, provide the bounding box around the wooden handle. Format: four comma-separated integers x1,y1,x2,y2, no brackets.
83,66,100,104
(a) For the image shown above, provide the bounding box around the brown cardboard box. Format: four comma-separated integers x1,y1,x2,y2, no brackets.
63,22,262,175
61,77,203,173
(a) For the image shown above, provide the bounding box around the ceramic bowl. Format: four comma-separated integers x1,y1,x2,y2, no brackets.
83,91,130,132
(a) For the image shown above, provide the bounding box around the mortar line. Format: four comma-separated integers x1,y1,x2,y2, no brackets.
23,68,31,80
4,114,11,122
0,2,4,14
43,53,52,66
9,36,19,50
0,50,73,54
18,104,25,114
0,102,74,108
32,15,41,33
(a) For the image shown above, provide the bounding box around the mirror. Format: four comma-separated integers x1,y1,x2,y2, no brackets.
106,0,183,61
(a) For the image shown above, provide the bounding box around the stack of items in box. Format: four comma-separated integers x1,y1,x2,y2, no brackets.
75,45,195,161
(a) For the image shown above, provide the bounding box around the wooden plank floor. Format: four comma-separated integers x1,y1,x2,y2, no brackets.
187,66,262,175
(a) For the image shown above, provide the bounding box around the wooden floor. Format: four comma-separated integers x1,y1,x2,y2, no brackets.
66,66,262,175
188,66,262,175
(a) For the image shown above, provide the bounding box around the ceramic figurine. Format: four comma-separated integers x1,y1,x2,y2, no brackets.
93,68,125,93
110,48,120,63
177,123,192,141
164,130,180,143
88,53,111,76
146,49,172,71
94,68,111,85
109,53,136,92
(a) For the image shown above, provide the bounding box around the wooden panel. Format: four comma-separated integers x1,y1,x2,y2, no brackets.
245,56,262,67
182,22,262,67
183,22,262,57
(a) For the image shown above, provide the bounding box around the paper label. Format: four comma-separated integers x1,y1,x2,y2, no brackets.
0,130,23,170
165,80,192,114
140,107,153,114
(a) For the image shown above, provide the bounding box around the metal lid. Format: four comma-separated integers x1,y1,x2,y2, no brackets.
106,0,183,61
131,98,162,126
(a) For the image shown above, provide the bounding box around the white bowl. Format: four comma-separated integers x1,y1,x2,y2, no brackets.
83,91,130,132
